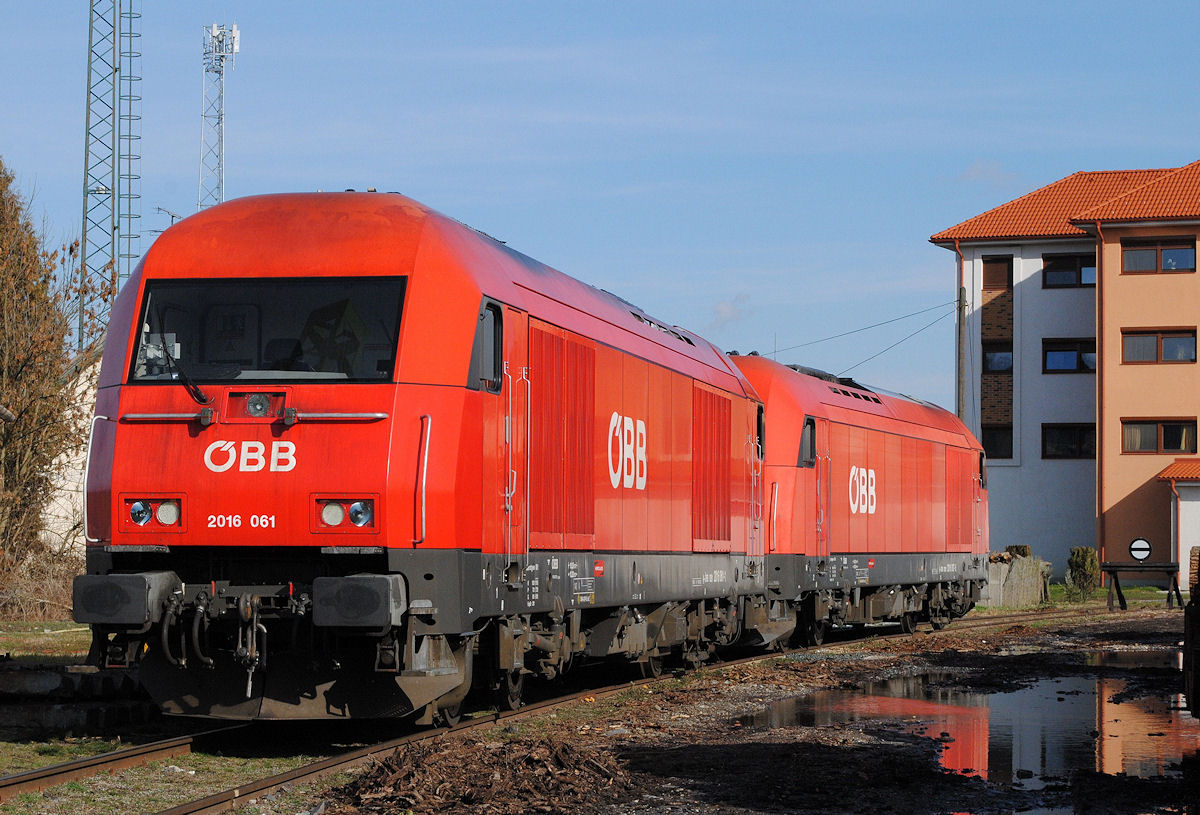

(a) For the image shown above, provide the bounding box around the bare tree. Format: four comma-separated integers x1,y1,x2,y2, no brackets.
0,155,110,619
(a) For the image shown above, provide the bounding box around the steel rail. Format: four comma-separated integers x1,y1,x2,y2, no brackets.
0,725,248,802
152,605,1110,814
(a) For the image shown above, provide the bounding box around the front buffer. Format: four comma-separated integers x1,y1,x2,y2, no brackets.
74,559,474,722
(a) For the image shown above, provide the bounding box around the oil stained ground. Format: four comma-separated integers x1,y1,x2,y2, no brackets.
739,650,1200,811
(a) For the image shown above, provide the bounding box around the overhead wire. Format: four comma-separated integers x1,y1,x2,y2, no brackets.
837,309,955,377
772,301,955,356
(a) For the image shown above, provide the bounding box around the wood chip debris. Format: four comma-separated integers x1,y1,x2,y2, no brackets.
330,733,639,814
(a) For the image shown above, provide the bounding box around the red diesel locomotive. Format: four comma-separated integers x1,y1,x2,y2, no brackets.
73,192,987,722
731,356,988,643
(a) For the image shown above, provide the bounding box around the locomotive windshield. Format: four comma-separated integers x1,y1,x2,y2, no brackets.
129,276,406,384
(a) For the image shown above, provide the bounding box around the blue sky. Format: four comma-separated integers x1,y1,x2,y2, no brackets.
4,2,1199,409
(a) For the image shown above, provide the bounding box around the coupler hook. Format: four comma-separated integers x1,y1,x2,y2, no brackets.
235,594,268,699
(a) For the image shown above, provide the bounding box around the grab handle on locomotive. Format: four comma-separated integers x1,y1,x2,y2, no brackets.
414,414,431,545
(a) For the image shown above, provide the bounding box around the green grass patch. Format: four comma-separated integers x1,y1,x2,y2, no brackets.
0,620,91,664
0,736,127,775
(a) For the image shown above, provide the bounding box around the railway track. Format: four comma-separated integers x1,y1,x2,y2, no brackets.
146,605,1106,814
0,725,248,803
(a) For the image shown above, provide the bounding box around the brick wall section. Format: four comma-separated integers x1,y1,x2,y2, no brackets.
981,289,1013,341
981,282,1013,425
981,373,1013,423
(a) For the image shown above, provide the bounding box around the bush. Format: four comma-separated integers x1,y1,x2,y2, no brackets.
1006,545,1032,559
1066,546,1101,602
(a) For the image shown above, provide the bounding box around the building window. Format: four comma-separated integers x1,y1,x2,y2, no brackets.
982,341,1013,373
1122,238,1196,274
1042,424,1095,459
982,425,1013,459
1042,253,1096,288
982,256,1013,291
1043,338,1096,373
1122,330,1197,363
1121,419,1197,454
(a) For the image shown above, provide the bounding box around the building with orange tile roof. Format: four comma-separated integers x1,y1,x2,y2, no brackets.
933,161,1200,586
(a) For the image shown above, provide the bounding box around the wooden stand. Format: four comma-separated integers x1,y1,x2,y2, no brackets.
1101,561,1183,611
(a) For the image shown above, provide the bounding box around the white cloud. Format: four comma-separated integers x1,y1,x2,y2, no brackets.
707,293,750,331
955,159,1020,188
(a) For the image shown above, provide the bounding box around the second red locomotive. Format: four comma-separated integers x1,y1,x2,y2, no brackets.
73,192,987,722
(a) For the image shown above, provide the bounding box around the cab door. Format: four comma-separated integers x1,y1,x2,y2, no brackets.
504,306,529,566
747,404,765,558
477,301,528,569
478,302,506,556
813,418,831,559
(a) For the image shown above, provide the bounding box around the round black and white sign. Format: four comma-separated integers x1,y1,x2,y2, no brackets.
1129,538,1152,562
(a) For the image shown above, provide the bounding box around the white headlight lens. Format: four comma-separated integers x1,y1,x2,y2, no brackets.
246,393,271,418
349,500,373,527
129,501,152,526
321,501,346,526
155,500,180,526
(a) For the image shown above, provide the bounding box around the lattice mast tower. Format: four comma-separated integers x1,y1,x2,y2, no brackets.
79,0,141,350
198,24,240,211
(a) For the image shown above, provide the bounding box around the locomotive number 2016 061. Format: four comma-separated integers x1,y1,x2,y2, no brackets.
207,514,277,529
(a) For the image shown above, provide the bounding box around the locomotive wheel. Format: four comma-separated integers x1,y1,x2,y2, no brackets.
930,613,950,631
495,668,524,711
802,617,827,647
639,653,665,679
438,699,463,727
900,612,916,634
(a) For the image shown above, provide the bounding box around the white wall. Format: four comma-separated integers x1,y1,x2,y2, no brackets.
43,361,99,556
1174,483,1200,591
961,241,1097,577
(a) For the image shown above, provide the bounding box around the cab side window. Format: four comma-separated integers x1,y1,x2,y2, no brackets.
756,405,765,460
798,417,816,468
469,302,503,392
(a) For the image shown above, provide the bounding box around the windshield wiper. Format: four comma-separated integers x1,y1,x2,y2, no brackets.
160,340,212,406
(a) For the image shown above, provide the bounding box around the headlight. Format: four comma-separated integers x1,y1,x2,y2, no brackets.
155,500,180,526
349,500,373,527
129,501,152,526
321,501,346,526
246,393,272,418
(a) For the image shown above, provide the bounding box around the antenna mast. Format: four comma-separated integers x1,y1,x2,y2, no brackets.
198,23,239,211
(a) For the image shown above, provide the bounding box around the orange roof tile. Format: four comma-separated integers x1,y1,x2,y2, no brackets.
931,169,1173,244
1073,159,1200,223
1156,458,1200,481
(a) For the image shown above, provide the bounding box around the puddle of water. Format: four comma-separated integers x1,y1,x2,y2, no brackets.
740,650,1200,810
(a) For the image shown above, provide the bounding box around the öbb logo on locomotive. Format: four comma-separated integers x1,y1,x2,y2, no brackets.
203,439,297,473
607,411,647,490
848,465,877,515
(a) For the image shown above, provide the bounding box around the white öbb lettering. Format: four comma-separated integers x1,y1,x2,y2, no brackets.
607,411,647,490
848,465,876,515
204,440,296,473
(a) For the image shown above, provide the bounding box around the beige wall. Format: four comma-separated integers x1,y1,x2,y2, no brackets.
1098,225,1200,565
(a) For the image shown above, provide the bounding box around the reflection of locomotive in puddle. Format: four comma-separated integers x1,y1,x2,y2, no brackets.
746,657,1200,786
